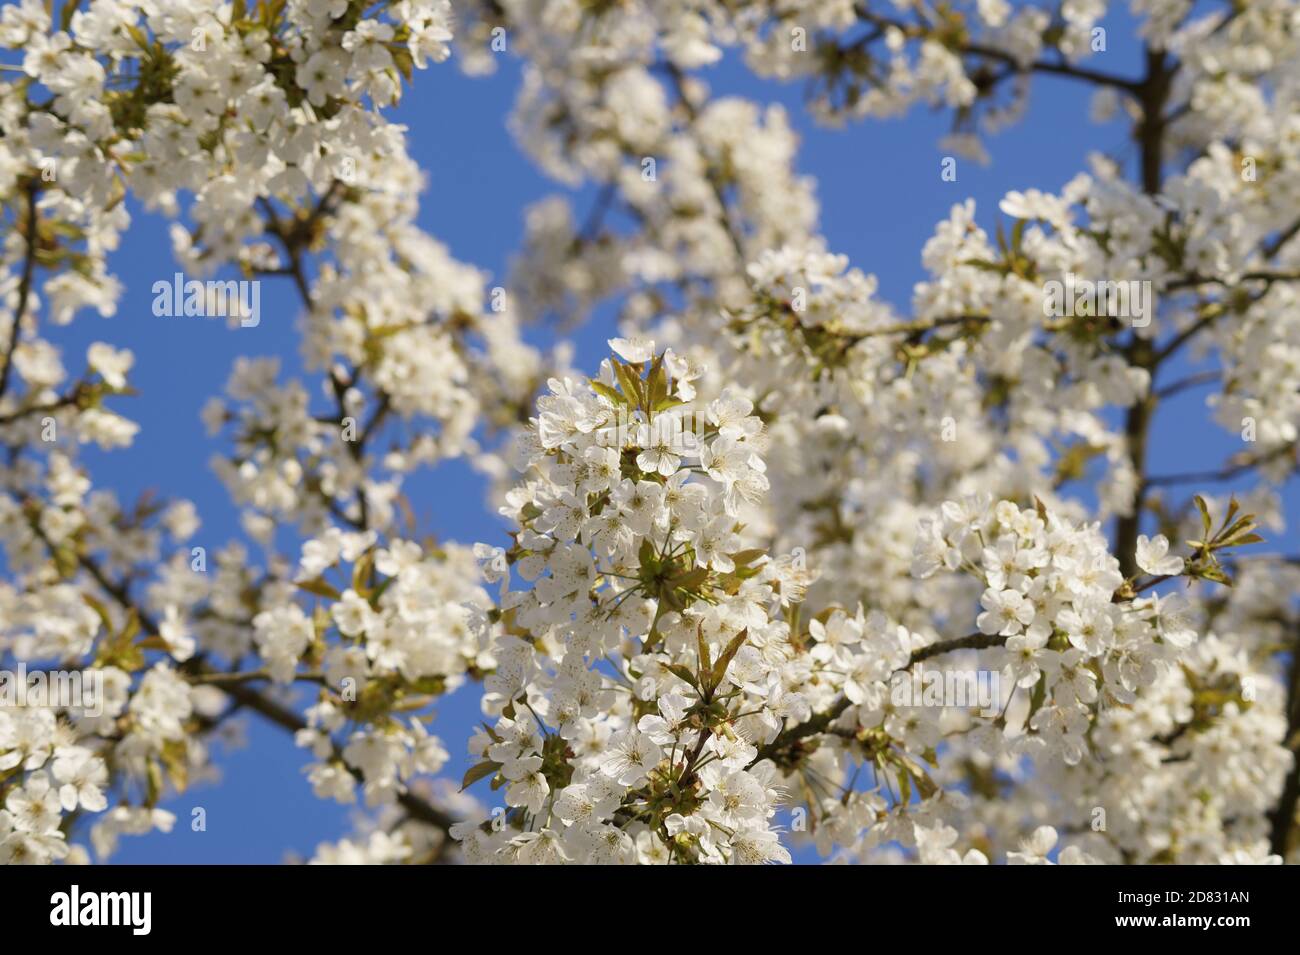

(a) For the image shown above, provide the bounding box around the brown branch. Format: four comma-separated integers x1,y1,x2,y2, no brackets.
1144,444,1295,488
852,6,1142,93
18,497,458,839
1154,370,1220,401
906,630,1006,665
1113,47,1174,577
0,393,79,425
1165,270,1300,292
751,630,997,765
1264,218,1300,260
0,181,39,402
1268,623,1300,857
661,62,747,262
187,669,327,687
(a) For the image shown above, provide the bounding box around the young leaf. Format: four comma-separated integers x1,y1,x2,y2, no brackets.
352,552,375,594
591,380,625,406
460,760,502,791
710,629,749,690
1193,495,1213,540
664,663,699,690
296,577,342,600
696,626,713,682
613,360,645,409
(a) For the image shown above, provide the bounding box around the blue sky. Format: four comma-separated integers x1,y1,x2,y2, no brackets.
24,11,1294,863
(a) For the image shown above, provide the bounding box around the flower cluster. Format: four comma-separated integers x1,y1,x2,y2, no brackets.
254,529,495,809
0,0,536,862
916,497,1197,765
4,0,1300,866
454,341,812,863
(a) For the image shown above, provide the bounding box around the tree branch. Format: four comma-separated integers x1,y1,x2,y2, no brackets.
0,181,40,403
1113,47,1174,577
1268,624,1300,857
751,630,998,765
18,497,459,840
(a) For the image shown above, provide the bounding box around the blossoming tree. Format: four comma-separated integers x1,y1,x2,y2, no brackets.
1,0,1298,864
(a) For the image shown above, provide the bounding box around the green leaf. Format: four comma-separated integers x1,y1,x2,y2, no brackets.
391,48,414,83
1222,495,1241,528
296,577,342,600
961,258,1008,274
146,761,163,807
460,760,502,791
352,552,374,594
1198,565,1232,586
82,593,115,637
668,565,709,594
125,23,151,51
637,537,656,572
896,768,912,806
613,360,644,409
1193,495,1213,540
367,576,395,607
591,380,625,406
646,353,668,410
664,663,699,690
1217,516,1257,546
696,626,712,681
710,629,748,690
896,753,938,799
654,396,687,413
728,548,767,568
1027,671,1047,721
